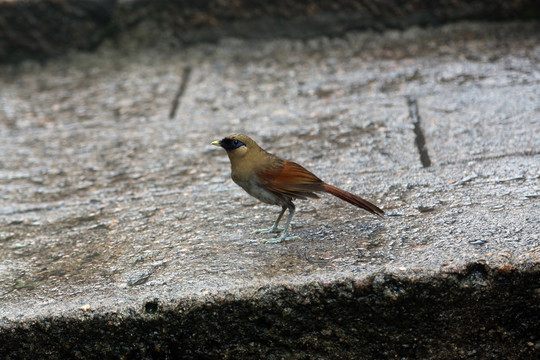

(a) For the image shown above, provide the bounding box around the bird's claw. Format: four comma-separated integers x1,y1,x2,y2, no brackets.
253,227,283,234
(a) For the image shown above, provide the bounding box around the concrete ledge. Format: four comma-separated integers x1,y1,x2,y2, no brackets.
1,263,539,358
1,0,539,62
0,19,539,358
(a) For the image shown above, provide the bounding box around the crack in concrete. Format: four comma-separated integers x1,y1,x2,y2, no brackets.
439,150,540,166
406,96,431,168
169,66,191,119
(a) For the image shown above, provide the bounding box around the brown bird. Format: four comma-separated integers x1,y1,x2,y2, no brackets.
212,134,384,243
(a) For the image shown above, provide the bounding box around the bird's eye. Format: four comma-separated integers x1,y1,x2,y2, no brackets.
221,137,245,150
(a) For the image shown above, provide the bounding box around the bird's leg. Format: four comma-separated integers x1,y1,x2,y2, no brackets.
253,206,287,234
263,204,299,243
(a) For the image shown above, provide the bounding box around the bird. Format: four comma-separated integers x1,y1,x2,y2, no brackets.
212,134,384,243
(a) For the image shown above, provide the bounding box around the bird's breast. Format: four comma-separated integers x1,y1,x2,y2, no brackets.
232,173,286,206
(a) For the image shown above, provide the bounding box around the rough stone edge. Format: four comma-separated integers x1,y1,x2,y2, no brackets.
1,0,539,62
1,262,538,358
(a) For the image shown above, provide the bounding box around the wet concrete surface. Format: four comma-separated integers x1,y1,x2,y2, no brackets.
0,21,539,358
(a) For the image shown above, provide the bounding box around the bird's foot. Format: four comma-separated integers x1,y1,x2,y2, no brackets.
262,234,300,244
253,226,283,234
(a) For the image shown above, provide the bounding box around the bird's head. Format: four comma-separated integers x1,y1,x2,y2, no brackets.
212,134,258,160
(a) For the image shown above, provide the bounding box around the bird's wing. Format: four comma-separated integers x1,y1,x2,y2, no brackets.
257,160,325,198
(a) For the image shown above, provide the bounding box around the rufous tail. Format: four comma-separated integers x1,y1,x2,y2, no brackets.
323,183,384,218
